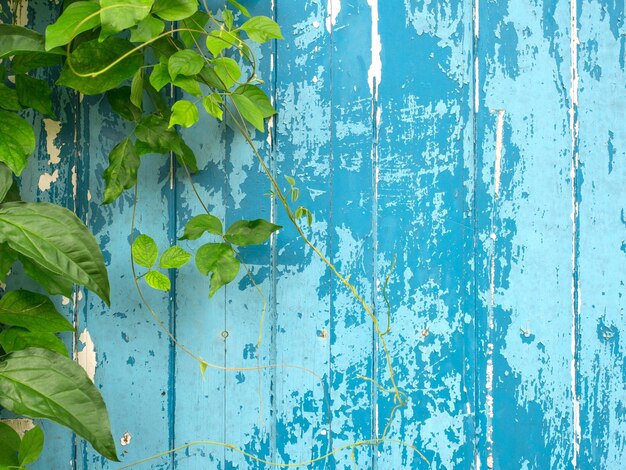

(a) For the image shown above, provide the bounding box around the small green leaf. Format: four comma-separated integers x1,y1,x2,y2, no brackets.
199,360,208,378
100,0,153,41
284,175,295,186
234,84,276,118
102,137,140,204
145,270,171,291
180,214,223,240
45,2,101,50
106,86,142,122
0,422,20,466
212,57,240,89
202,93,223,120
195,243,240,297
227,0,250,17
295,206,313,226
57,38,143,95
0,290,74,333
0,348,119,461
130,70,143,109
0,110,35,175
132,234,158,268
18,425,44,466
224,219,281,246
240,16,283,43
205,29,239,57
169,100,199,128
172,74,202,96
168,50,204,81
16,74,54,116
0,83,22,111
148,62,170,92
0,163,13,202
222,9,234,29
130,15,165,42
0,327,69,357
230,92,264,131
159,246,191,268
180,11,209,48
153,0,198,21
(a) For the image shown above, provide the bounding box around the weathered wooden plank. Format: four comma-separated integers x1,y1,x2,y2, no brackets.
273,0,333,466
328,1,376,468
577,0,626,467
476,0,575,467
374,0,475,467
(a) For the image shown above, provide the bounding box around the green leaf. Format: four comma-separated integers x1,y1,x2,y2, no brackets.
132,234,158,268
102,137,140,204
0,163,12,202
144,270,171,291
57,38,143,95
179,11,209,48
11,52,64,74
295,206,313,226
0,290,74,333
0,202,111,304
172,74,202,96
153,0,198,21
0,422,20,466
199,360,208,378
106,86,142,121
0,25,53,58
234,84,276,118
202,93,223,120
212,57,240,89
130,69,143,109
227,0,250,17
0,243,17,282
195,243,240,297
240,16,283,43
130,15,164,42
148,62,170,92
284,175,296,186
16,74,54,116
222,9,234,29
169,100,198,128
0,327,69,357
205,29,239,57
224,219,281,246
135,114,181,154
20,256,74,298
168,49,204,81
0,83,22,111
45,2,101,51
177,140,199,173
159,246,191,268
180,214,222,240
230,92,264,131
100,0,153,41
0,348,119,461
18,425,44,466
0,111,34,176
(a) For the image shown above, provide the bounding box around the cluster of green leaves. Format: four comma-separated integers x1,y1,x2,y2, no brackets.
0,422,44,469
133,214,280,297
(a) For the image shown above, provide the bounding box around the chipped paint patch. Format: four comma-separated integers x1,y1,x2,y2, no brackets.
76,328,96,382
38,170,59,192
43,119,61,164
9,0,28,26
0,419,34,437
120,432,132,446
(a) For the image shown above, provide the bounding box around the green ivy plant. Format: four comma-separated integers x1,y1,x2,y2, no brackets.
0,0,425,466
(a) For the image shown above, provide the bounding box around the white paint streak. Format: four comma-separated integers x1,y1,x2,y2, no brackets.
569,0,581,467
367,0,382,94
473,0,480,111
0,419,34,437
38,170,59,192
325,0,341,32
76,329,96,382
493,109,505,197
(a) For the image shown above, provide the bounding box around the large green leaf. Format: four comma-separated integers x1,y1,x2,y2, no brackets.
20,256,74,298
0,83,22,111
130,15,164,42
132,234,158,268
106,86,142,122
0,111,35,176
168,49,203,80
16,74,54,117
45,2,101,50
230,92,264,131
0,290,73,333
169,100,198,128
100,0,153,40
0,243,17,282
102,137,140,204
0,25,58,58
57,38,143,95
234,85,276,118
179,11,209,47
11,52,63,74
18,425,44,466
152,0,198,21
0,163,12,202
0,422,20,466
0,348,119,461
0,327,69,357
195,242,240,297
0,202,110,304
212,57,240,90
240,16,283,43
224,219,281,246
179,214,222,240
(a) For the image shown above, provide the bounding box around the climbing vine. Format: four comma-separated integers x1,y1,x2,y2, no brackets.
0,0,427,467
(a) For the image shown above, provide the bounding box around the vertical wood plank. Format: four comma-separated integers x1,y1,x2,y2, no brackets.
375,0,475,467
273,0,333,465
476,0,575,467
577,0,626,467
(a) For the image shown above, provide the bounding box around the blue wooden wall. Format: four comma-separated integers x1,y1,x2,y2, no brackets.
8,0,626,468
